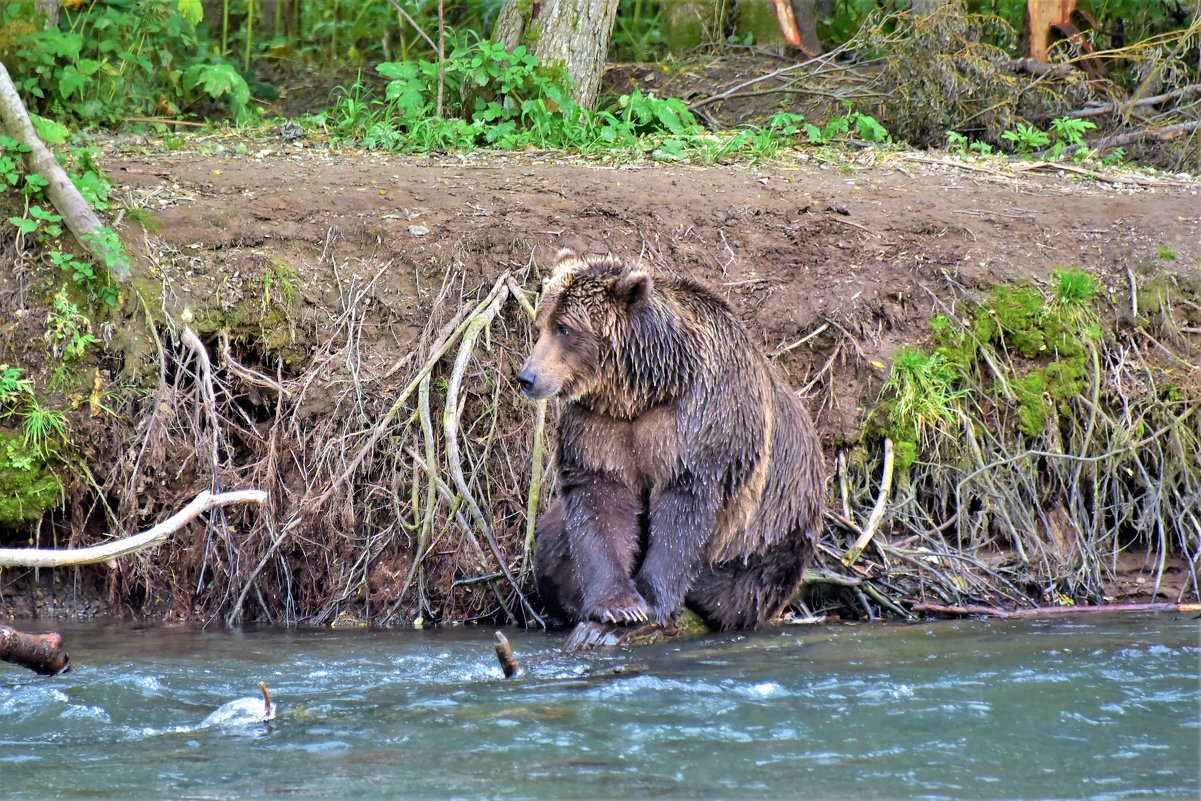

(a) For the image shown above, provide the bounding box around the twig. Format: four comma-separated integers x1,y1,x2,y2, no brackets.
1087,120,1201,150
0,490,267,568
1066,84,1201,118
689,43,856,111
384,0,438,53
775,321,830,356
1010,160,1196,187
126,117,207,128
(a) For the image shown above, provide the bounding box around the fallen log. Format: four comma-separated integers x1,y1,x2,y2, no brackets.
0,624,71,675
913,601,1201,619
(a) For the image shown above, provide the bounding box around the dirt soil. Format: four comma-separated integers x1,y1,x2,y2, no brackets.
113,141,1200,439
4,139,1200,622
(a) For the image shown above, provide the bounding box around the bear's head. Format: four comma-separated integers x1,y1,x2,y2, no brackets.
516,248,652,402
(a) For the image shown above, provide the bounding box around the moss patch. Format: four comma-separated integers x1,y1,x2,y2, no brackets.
877,267,1103,454
0,430,63,528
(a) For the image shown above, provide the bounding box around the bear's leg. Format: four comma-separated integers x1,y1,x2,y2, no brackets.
533,498,583,624
563,478,650,624
634,485,717,626
685,532,812,630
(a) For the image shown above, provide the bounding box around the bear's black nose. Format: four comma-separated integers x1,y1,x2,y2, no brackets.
515,369,536,395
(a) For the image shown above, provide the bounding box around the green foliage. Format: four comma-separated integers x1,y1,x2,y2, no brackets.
0,364,66,525
1048,116,1096,148
878,346,968,469
1048,267,1101,330
611,0,666,61
1,136,122,307
4,0,251,125
318,37,900,163
19,401,67,460
804,108,891,145
877,267,1106,455
315,35,716,156
0,430,64,526
1001,122,1051,153
182,63,253,124
0,364,34,407
47,287,98,363
1156,245,1177,261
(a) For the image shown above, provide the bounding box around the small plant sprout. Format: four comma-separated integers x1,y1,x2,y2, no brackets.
21,401,68,460
47,288,99,362
1046,267,1101,333
1001,123,1051,154
0,364,34,406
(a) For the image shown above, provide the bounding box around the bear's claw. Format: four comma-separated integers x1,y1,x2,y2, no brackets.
584,590,650,626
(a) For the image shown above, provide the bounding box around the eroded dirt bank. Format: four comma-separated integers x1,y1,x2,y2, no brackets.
3,143,1199,622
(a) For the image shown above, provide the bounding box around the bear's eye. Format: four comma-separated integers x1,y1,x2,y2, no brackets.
554,323,572,338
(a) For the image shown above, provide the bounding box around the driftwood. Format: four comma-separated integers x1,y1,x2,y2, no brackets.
0,489,268,568
914,602,1201,619
0,624,70,675
0,60,128,281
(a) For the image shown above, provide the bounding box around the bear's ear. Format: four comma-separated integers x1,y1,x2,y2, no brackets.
551,248,581,278
613,270,652,307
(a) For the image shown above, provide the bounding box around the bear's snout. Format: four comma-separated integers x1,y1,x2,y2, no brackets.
515,367,540,398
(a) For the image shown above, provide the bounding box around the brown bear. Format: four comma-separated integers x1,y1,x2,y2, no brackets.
517,248,825,640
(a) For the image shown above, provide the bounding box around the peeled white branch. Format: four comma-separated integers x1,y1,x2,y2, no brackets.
0,490,267,568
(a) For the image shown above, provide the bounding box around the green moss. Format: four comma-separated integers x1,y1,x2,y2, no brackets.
0,430,63,527
931,312,978,374
893,439,918,472
981,284,1047,357
1043,359,1085,400
870,267,1105,450
1011,372,1048,437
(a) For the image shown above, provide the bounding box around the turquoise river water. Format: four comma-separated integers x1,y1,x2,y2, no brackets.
2,613,1198,800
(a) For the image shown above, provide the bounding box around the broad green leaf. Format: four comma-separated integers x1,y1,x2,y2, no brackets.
177,0,204,27
31,114,70,145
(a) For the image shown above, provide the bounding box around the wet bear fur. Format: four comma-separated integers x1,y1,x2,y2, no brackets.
518,249,825,630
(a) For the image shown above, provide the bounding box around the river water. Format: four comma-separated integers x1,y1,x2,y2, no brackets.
2,613,1197,800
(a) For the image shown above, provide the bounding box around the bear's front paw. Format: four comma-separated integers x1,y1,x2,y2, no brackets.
582,589,650,625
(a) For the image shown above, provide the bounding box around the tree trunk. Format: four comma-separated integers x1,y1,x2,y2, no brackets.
0,624,71,675
1027,0,1078,60
35,0,60,28
493,0,621,110
0,60,130,281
